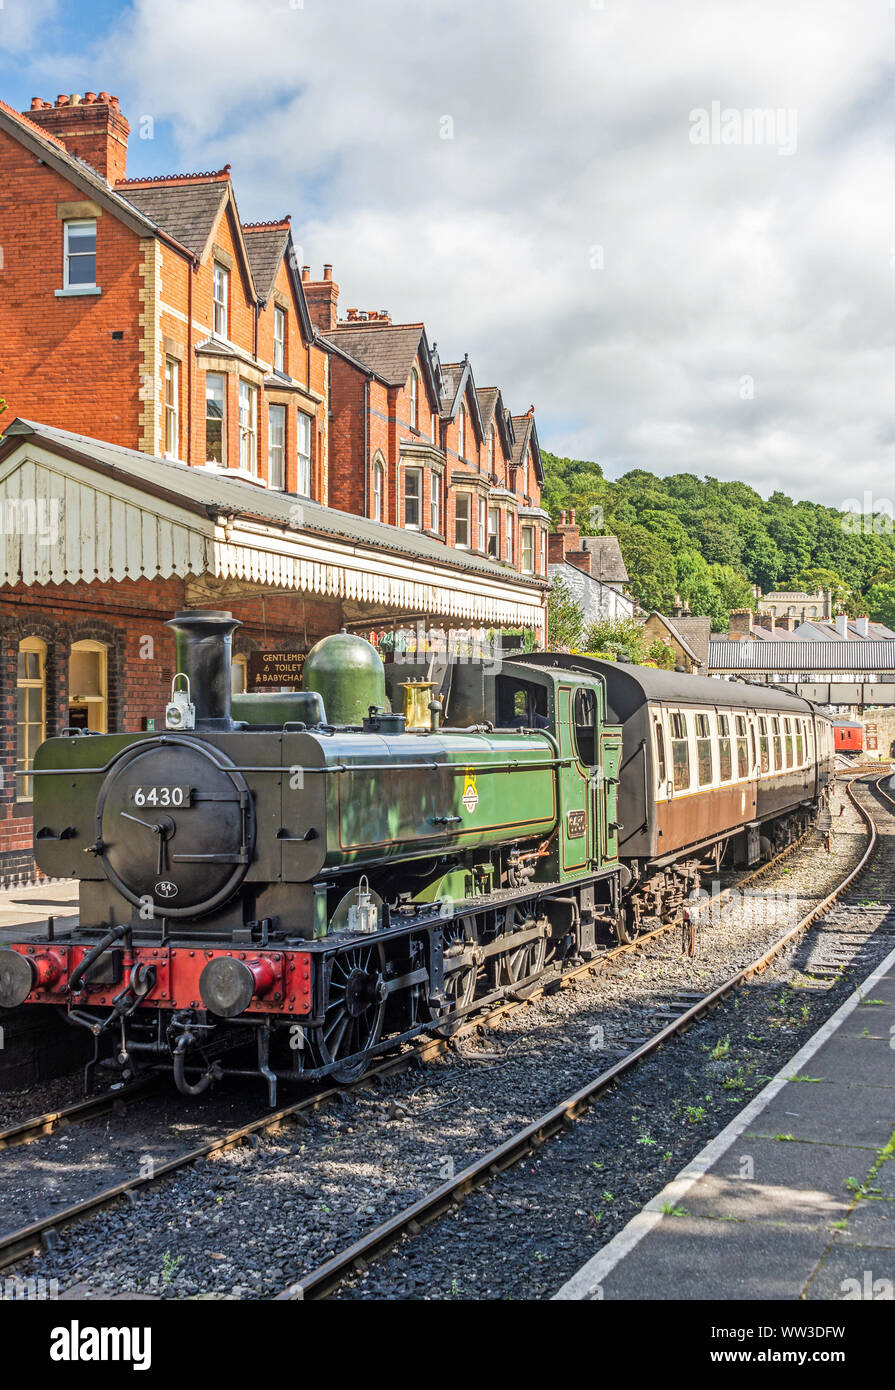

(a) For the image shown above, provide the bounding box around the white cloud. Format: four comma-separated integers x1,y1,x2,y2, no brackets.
0,0,59,56
76,0,895,504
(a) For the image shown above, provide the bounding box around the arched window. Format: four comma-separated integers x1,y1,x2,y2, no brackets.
16,637,46,801
231,653,248,695
373,459,385,522
457,404,466,459
409,368,419,430
68,639,108,733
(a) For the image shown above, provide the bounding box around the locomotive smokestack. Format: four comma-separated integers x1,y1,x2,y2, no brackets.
166,610,241,731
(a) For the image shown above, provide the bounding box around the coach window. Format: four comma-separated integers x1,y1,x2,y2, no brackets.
735,715,749,778
795,720,804,765
758,717,770,773
654,717,667,788
68,640,107,733
695,712,713,786
784,718,794,767
573,688,597,766
670,712,690,791
718,714,732,781
771,717,782,770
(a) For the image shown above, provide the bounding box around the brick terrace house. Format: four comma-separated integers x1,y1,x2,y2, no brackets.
0,90,548,881
318,307,551,580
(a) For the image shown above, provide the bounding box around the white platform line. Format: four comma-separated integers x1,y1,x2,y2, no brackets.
553,939,895,1300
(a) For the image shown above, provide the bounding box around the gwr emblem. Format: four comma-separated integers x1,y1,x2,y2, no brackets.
461,769,479,813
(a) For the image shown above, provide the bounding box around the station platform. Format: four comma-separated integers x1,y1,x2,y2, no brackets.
555,944,895,1301
0,879,78,938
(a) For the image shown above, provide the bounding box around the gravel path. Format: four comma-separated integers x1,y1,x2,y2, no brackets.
4,777,883,1301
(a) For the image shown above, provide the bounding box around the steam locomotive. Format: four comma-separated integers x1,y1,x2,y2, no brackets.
0,612,834,1102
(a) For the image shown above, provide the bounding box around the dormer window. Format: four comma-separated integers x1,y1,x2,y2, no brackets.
273,305,286,373
409,368,419,429
213,263,229,338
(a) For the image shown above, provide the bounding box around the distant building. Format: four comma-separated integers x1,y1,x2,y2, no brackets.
643,611,711,674
547,510,635,626
756,588,832,628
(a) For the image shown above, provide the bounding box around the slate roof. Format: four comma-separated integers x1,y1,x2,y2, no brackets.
325,324,425,387
475,387,500,432
709,639,895,672
579,536,629,584
120,179,228,258
664,614,711,668
242,224,290,301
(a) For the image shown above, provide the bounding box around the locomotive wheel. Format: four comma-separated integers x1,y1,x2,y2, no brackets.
315,942,387,1083
428,915,479,1035
614,906,636,945
495,904,547,986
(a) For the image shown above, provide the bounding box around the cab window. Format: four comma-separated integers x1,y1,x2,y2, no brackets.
573,687,597,766
496,676,549,729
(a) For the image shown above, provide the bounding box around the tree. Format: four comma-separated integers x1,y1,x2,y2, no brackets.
547,575,584,650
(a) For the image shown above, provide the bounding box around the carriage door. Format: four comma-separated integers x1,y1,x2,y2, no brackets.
599,729,623,862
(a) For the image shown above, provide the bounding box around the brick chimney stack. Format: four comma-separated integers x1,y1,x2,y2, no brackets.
728,609,753,641
303,265,340,333
26,93,130,183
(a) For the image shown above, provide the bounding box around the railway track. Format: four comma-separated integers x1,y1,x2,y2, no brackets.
275,773,889,1301
0,809,828,1279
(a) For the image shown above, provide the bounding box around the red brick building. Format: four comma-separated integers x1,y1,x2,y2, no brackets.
0,90,549,881
0,94,329,498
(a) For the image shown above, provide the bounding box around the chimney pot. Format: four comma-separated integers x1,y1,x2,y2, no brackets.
55,94,68,108
560,509,567,525
323,264,333,281
570,508,576,524
98,91,112,103
69,93,82,106
302,265,310,282
84,91,97,103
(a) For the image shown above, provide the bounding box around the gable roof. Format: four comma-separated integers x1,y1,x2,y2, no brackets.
511,412,544,484
439,358,485,440
648,612,703,666
242,221,290,300
119,174,229,258
325,323,425,386
579,535,629,584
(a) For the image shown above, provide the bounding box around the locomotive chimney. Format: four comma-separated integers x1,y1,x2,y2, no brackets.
166,610,241,730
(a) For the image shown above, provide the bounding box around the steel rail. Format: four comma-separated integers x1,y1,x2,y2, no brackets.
0,798,838,1275
0,1079,155,1153
276,776,881,1301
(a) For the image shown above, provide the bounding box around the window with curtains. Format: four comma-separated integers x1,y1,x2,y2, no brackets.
68,640,107,733
296,411,312,496
455,493,470,547
273,306,286,373
477,496,486,551
164,357,179,459
373,460,384,522
16,638,46,801
521,525,534,573
487,506,499,557
404,468,421,529
238,380,257,473
409,368,419,429
268,404,286,490
213,262,229,338
430,471,441,533
205,374,225,463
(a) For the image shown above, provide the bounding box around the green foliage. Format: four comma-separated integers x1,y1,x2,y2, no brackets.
547,575,583,651
541,450,895,625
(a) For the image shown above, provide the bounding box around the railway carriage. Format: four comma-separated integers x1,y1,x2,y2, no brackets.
833,720,863,755
0,614,834,1100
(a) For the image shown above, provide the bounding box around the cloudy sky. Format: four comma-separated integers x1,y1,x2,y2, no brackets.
2,0,894,508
